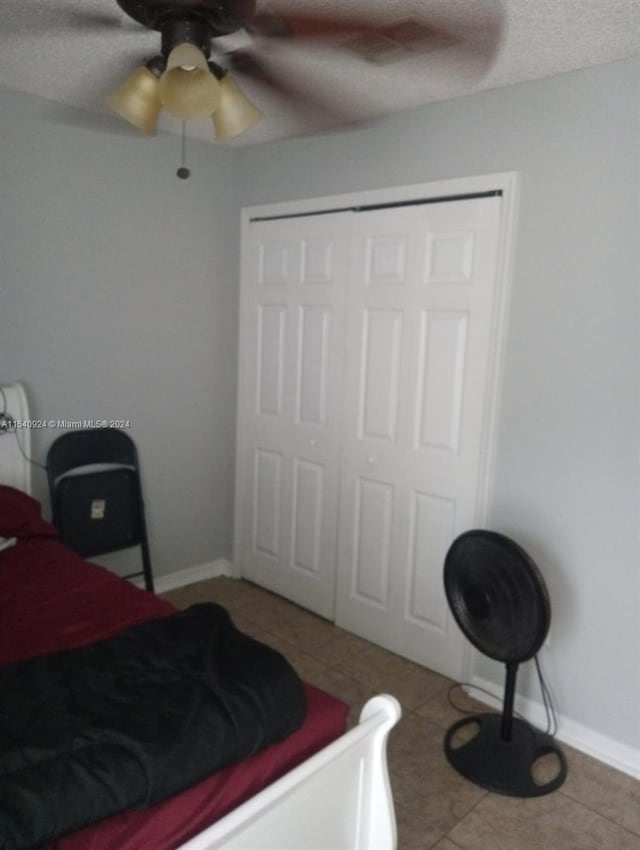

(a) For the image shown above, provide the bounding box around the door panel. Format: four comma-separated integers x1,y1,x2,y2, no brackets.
359,309,403,442
296,306,330,426
253,448,282,560
352,476,394,608
291,458,324,575
416,309,468,453
257,304,286,416
237,213,351,618
335,197,502,678
405,491,456,631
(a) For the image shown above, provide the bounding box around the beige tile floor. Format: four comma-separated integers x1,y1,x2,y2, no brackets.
163,577,640,850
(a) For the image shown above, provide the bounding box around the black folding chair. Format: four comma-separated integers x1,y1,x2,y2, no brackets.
46,428,154,592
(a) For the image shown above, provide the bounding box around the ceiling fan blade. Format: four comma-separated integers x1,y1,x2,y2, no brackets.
249,5,503,72
0,1,141,36
249,10,398,40
228,50,357,127
248,9,466,51
65,10,143,32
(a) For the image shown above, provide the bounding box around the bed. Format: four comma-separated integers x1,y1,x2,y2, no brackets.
0,382,400,850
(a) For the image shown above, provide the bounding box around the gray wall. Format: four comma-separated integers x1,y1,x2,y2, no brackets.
235,59,640,753
1,56,639,756
1,88,240,578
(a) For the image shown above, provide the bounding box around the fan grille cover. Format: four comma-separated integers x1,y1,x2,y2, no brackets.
444,530,550,663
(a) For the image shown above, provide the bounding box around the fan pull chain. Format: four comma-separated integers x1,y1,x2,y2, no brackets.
176,121,191,180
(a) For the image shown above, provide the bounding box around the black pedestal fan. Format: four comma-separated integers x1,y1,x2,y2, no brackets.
443,530,567,797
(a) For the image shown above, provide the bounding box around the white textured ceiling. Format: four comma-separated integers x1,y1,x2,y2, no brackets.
1,0,639,146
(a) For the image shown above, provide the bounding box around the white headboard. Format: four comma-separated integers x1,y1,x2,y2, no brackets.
0,382,32,494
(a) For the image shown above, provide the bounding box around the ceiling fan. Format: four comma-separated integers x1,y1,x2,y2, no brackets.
57,0,502,142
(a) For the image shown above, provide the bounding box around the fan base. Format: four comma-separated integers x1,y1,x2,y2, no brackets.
444,713,567,797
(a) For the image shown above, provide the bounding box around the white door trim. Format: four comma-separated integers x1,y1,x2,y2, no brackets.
234,172,519,682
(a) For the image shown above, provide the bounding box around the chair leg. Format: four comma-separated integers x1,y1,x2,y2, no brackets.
136,487,155,593
140,535,154,592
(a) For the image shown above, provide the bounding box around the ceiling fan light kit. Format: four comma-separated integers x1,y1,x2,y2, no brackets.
106,49,259,138
105,1,264,140
105,64,163,134
213,74,262,141
157,43,221,119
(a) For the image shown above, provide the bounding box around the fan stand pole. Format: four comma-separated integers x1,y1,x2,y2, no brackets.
500,661,518,741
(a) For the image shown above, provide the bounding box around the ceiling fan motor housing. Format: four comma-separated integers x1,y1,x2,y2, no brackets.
115,0,257,39
160,17,214,57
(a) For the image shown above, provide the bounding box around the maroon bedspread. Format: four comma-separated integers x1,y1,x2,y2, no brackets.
0,537,174,664
0,536,348,850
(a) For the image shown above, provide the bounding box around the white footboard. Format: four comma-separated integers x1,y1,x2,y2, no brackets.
177,694,401,850
0,382,32,495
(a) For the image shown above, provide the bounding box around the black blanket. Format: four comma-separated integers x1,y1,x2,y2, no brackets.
0,603,306,850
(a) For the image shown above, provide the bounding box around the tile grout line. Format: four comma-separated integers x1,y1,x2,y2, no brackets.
557,786,640,841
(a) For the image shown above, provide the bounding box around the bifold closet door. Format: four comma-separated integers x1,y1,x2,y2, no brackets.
235,212,351,619
334,196,503,678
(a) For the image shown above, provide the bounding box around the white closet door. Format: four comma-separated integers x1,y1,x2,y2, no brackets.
236,213,351,618
334,197,503,678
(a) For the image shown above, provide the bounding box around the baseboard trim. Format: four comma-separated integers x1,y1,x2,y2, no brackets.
470,674,640,781
133,559,233,594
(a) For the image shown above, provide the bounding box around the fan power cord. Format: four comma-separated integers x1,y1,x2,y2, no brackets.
0,387,48,472
0,386,16,435
534,654,559,737
448,656,559,738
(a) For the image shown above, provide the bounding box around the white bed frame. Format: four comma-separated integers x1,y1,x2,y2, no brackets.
0,382,401,850
0,382,32,496
178,695,400,850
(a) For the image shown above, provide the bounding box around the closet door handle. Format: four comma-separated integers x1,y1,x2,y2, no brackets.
308,438,317,447
367,455,378,465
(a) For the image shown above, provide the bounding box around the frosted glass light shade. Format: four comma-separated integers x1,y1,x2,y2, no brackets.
105,66,161,134
213,75,262,140
158,43,221,120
